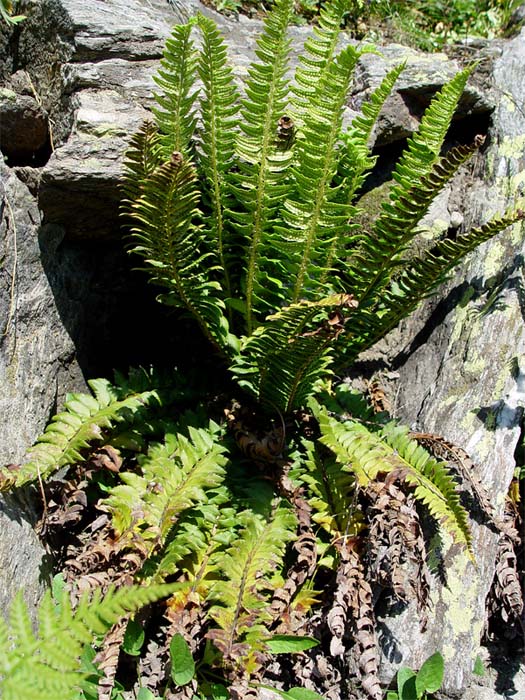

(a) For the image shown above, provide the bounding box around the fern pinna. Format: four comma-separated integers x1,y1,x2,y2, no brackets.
1,0,523,698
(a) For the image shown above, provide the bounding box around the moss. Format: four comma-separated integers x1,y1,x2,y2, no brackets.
498,134,525,159
464,355,486,376
483,240,505,279
449,285,476,348
0,88,16,101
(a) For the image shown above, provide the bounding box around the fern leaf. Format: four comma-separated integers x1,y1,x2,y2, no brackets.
102,422,228,562
282,44,365,301
317,410,472,551
231,0,295,331
346,66,474,307
0,378,159,490
126,154,233,352
121,121,164,205
292,0,352,121
338,62,405,203
152,497,238,587
153,20,199,157
0,584,177,700
196,13,240,303
298,439,358,538
231,294,356,412
346,207,525,360
207,501,297,662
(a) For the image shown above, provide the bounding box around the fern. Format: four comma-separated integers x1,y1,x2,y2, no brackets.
231,0,295,330
231,294,356,412
196,14,240,303
282,43,366,301
125,153,233,352
152,20,199,157
345,66,474,308
317,407,472,551
207,501,297,665
298,439,360,539
3,3,523,698
346,207,525,360
338,62,405,202
102,421,228,558
0,377,160,490
0,584,178,700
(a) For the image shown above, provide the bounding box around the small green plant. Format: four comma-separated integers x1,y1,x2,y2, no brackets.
0,0,25,24
0,0,522,698
386,652,445,700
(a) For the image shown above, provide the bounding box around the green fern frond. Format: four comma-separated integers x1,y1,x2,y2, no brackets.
346,207,525,360
230,0,295,331
292,0,351,121
196,13,240,303
317,409,472,551
207,501,297,661
380,421,472,552
151,495,239,588
153,20,199,157
299,439,358,538
126,154,234,353
231,295,357,412
102,422,228,561
338,62,405,203
121,121,164,205
346,65,474,307
281,44,365,301
0,378,159,491
0,584,177,700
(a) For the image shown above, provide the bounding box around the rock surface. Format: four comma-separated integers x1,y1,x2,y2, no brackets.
0,0,523,697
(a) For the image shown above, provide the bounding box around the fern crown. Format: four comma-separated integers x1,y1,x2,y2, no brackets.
121,0,523,413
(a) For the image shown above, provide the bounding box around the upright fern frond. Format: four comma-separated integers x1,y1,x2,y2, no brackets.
291,0,350,120
347,66,474,307
121,121,164,205
0,378,159,490
151,496,238,589
196,13,240,302
207,501,297,664
126,154,232,352
282,44,366,301
231,0,295,331
0,584,178,700
338,62,406,203
153,21,199,157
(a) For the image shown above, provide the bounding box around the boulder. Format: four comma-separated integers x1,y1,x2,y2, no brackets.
379,25,525,699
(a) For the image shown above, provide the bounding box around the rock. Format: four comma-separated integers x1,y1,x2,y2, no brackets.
0,162,80,619
0,162,85,461
0,492,49,624
0,89,50,164
380,25,525,700
352,46,494,147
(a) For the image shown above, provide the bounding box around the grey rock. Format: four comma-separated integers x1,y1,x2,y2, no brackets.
0,162,82,618
0,90,49,163
352,46,494,147
381,25,525,700
0,162,85,462
0,492,49,624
